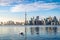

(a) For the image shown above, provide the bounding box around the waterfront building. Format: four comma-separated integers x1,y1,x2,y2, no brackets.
0,22,3,25
16,22,21,25
35,16,40,25
59,19,60,25
29,17,35,25
40,19,44,25
45,16,52,25
44,18,49,25
6,20,15,25
32,17,35,25
29,16,59,25
44,18,46,25
51,16,58,25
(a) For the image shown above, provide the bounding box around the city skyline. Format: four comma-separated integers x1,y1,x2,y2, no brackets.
0,16,60,25
0,0,60,22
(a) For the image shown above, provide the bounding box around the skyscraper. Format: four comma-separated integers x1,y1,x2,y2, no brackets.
51,16,58,25
35,16,40,25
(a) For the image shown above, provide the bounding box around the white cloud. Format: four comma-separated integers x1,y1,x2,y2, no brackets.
0,0,59,12
10,1,59,12
0,0,23,6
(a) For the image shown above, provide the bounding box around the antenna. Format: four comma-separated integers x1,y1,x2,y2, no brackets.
25,12,27,25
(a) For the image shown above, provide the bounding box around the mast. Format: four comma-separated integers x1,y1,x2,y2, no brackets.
25,12,27,25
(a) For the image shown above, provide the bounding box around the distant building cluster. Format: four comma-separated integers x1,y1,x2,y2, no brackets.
0,21,24,25
0,16,60,25
28,16,60,25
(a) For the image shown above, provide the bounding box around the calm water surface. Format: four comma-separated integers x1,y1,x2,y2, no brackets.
0,25,60,40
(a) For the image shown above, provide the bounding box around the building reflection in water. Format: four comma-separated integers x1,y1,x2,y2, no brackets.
30,27,35,35
45,27,53,34
45,27,57,35
35,27,39,35
26,26,58,37
30,26,40,35
53,27,57,35
30,26,57,35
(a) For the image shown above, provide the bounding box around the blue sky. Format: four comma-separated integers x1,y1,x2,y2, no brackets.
0,0,60,22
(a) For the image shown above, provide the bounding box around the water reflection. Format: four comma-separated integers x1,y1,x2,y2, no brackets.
35,27,39,35
30,26,40,35
30,27,58,35
45,27,57,35
0,26,60,40
0,26,58,36
53,27,57,35
30,27,35,35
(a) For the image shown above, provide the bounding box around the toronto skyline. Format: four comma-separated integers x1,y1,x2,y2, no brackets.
0,0,60,22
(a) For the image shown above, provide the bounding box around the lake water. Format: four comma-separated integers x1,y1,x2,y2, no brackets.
0,25,60,40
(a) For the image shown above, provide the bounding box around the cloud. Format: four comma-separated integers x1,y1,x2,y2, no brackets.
0,0,23,6
10,1,59,12
0,0,59,12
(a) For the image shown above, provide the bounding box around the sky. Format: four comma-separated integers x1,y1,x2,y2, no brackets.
0,0,60,22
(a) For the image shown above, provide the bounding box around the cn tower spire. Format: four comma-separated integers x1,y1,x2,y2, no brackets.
25,11,27,25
